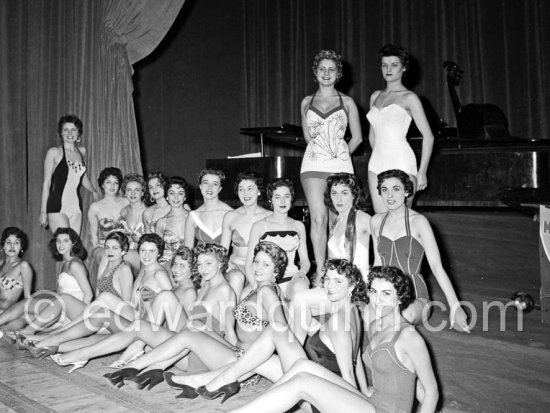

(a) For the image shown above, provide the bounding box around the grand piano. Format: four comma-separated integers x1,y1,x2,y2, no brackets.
206,125,550,209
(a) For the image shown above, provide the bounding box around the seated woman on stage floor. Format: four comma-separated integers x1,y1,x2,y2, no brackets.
0,228,93,335
118,173,147,273
142,172,171,234
185,168,233,247
370,169,469,332
221,171,271,297
47,242,235,383
0,227,33,315
156,176,190,272
224,266,438,413
246,178,310,302
24,233,172,362
88,167,129,279
181,258,365,403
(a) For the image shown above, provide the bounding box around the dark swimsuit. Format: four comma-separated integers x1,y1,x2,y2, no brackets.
96,261,126,299
46,146,85,214
377,208,429,300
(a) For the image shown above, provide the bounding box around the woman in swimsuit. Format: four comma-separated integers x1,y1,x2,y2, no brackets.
185,168,233,248
50,243,235,384
39,115,99,234
191,258,366,405
247,178,310,302
119,173,147,273
367,45,434,213
88,167,129,284
221,171,271,297
300,50,363,285
103,241,286,392
0,227,33,314
156,176,190,272
0,228,93,334
370,169,469,332
224,266,439,413
142,172,171,234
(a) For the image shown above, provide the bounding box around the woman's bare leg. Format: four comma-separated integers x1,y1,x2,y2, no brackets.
0,300,26,328
46,213,71,235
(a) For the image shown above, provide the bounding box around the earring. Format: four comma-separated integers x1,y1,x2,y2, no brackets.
347,291,352,298
150,195,155,203
76,137,82,143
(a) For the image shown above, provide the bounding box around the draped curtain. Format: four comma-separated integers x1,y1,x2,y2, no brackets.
242,0,550,156
0,0,184,289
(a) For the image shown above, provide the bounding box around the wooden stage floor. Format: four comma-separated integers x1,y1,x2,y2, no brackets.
0,210,549,413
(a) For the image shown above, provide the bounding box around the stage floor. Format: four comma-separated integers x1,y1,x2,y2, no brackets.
0,210,549,413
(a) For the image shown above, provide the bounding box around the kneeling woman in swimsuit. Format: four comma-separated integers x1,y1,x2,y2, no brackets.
370,169,469,331
226,266,439,413
0,227,33,315
246,179,310,302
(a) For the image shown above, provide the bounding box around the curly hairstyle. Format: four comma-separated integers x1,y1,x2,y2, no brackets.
105,231,130,253
324,173,364,213
376,169,414,198
267,178,295,205
194,242,228,275
137,233,165,258
49,227,87,261
253,241,288,280
166,176,190,200
121,173,145,196
146,171,169,199
1,227,29,257
377,44,410,72
98,167,123,194
367,266,414,310
312,50,343,82
198,168,226,185
57,114,83,136
321,258,367,303
172,246,201,290
234,171,264,200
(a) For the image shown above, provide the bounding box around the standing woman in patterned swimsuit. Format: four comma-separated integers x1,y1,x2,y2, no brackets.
142,172,171,234
300,50,363,285
0,227,33,314
39,115,99,234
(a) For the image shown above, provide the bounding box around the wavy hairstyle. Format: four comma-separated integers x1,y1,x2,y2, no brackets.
194,242,228,274
376,169,414,198
1,227,29,257
57,114,83,136
198,168,226,185
146,171,169,205
49,227,87,261
234,171,264,201
172,246,201,290
266,178,295,205
166,176,190,200
121,173,145,196
324,173,364,213
377,44,410,72
312,50,343,82
253,241,288,280
98,167,123,194
367,266,414,310
321,258,367,303
137,233,165,258
105,231,130,253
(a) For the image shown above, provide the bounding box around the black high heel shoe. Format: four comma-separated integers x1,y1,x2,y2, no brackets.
135,369,164,390
164,372,198,399
196,381,240,404
103,368,142,388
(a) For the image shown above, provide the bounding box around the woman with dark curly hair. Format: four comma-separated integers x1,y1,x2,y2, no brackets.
185,258,365,403
0,227,33,313
370,169,469,332
367,44,434,213
39,115,100,234
0,228,93,334
222,266,439,413
246,179,310,302
142,172,171,234
300,50,363,285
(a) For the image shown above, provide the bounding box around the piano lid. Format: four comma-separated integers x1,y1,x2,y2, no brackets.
240,124,306,149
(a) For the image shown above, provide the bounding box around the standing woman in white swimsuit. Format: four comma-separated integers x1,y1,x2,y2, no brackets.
366,44,434,214
300,50,363,285
39,115,99,234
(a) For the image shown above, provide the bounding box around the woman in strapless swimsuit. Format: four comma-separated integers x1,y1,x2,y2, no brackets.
221,171,271,298
142,172,171,234
0,227,33,314
370,170,469,332
366,45,434,213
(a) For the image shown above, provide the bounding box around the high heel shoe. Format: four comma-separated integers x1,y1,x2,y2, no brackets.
28,344,59,360
103,368,142,388
50,354,88,373
163,372,199,399
135,369,164,390
196,381,240,404
109,350,145,369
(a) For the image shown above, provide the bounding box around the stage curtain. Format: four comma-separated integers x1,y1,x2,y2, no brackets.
0,0,184,290
242,0,550,157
